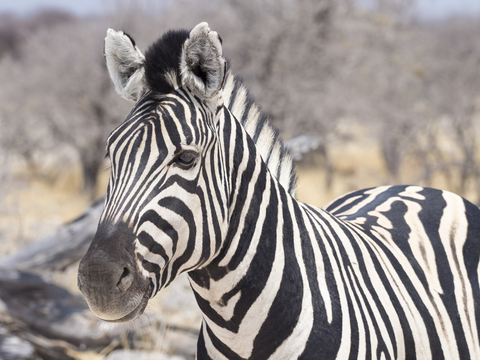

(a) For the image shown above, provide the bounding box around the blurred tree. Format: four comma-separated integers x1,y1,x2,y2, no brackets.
0,10,74,59
423,17,480,197
0,0,479,204
0,17,130,198
0,14,23,59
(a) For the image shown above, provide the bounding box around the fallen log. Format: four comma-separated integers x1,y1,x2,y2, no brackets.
0,199,197,360
0,199,111,358
0,265,116,359
0,335,37,360
0,265,197,359
0,198,104,272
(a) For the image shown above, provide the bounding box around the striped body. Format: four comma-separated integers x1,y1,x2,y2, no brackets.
322,186,480,359
189,113,480,358
77,23,480,359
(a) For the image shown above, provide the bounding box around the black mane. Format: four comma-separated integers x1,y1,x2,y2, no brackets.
144,29,189,94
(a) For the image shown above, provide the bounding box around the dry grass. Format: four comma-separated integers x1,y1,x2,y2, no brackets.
0,164,91,258
296,136,388,207
296,122,480,207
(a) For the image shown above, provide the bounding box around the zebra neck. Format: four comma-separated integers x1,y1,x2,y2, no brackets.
187,174,291,355
188,178,322,358
187,112,312,357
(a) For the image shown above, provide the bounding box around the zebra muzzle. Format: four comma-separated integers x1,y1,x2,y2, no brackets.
77,222,152,322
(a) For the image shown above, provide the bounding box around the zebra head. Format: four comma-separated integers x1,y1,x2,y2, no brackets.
77,23,229,322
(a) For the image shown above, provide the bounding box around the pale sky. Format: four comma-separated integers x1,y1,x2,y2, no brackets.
0,0,479,19
413,0,480,18
0,0,107,17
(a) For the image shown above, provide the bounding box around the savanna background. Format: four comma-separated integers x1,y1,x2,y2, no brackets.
0,0,479,359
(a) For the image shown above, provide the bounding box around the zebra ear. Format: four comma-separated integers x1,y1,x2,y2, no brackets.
180,22,226,101
104,29,146,102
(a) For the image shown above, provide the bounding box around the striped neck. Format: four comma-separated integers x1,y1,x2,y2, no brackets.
187,106,306,358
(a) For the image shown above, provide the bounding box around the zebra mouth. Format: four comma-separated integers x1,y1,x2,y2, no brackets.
103,282,153,323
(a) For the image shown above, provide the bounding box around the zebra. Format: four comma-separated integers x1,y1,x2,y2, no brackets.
77,22,480,359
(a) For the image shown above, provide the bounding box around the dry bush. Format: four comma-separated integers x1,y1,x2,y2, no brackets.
0,0,479,206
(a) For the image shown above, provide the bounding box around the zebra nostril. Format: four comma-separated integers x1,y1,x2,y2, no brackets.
116,267,134,292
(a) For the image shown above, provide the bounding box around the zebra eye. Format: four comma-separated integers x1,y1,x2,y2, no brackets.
175,151,197,167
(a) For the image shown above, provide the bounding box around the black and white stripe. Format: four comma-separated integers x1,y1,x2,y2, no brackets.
78,23,480,359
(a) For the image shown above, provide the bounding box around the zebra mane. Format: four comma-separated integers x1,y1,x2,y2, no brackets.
222,71,297,196
143,30,297,196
